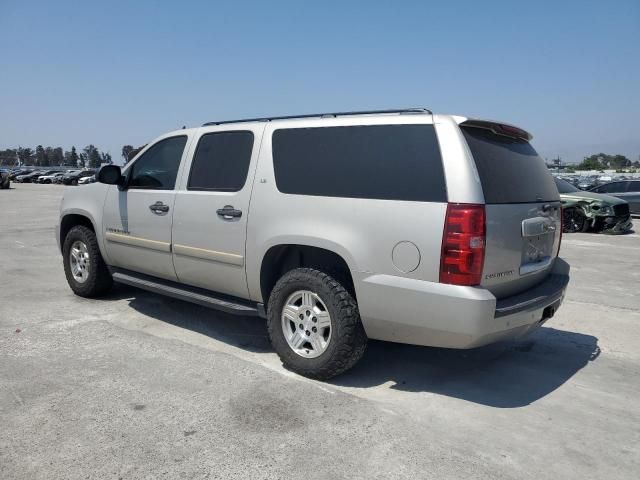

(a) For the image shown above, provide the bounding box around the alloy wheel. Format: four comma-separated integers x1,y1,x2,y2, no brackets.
69,240,90,283
281,290,332,358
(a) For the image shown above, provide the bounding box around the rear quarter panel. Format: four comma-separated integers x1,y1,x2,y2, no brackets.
245,116,448,303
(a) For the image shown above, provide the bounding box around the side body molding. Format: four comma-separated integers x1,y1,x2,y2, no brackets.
104,231,171,253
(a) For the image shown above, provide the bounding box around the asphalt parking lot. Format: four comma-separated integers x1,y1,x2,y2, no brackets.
1,183,639,479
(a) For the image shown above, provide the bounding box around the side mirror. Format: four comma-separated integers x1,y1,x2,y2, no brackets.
97,165,123,186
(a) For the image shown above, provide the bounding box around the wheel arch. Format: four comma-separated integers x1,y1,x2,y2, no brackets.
59,212,100,252
259,244,356,305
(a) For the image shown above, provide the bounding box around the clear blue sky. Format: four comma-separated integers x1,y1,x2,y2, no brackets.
1,0,638,164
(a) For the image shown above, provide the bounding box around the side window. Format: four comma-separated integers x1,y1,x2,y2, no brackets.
187,131,254,191
628,181,640,193
128,136,187,190
597,182,622,193
271,124,446,202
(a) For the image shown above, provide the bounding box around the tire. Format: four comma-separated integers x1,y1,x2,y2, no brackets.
267,268,367,380
62,225,113,297
71,179,78,186
562,207,588,233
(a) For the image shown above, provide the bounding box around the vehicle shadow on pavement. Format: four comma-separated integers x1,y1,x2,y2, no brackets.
106,285,599,408
106,284,272,353
332,328,600,408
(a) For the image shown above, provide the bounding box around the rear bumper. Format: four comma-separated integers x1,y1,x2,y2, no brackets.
356,258,570,349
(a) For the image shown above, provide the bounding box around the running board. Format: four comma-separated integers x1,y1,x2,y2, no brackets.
111,269,263,317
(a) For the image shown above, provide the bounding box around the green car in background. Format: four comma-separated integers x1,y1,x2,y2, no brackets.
554,177,633,234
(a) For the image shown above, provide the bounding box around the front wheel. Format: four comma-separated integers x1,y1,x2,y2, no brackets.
563,207,588,233
62,225,113,297
267,268,367,380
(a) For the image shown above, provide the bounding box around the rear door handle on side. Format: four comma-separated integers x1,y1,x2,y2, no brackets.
149,201,170,215
216,205,242,219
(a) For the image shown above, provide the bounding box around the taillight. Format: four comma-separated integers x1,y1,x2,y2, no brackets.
439,203,486,286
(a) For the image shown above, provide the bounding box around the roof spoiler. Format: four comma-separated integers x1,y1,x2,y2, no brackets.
460,119,532,141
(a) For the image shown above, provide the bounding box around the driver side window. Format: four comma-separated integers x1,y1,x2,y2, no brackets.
128,136,188,190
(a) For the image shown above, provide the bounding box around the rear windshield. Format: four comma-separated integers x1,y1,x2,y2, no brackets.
462,127,559,204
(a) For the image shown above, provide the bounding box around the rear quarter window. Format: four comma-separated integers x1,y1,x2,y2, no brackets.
272,124,446,202
462,127,559,204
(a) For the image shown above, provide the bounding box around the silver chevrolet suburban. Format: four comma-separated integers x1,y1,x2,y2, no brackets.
56,108,569,379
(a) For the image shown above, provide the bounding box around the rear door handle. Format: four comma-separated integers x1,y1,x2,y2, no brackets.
149,201,170,215
216,205,242,219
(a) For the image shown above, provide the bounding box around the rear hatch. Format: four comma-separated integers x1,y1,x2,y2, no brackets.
460,121,561,299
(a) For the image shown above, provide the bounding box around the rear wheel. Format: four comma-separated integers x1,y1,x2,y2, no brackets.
267,268,367,380
63,225,113,297
563,207,588,233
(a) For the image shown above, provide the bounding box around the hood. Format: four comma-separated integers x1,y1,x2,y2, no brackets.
560,190,626,205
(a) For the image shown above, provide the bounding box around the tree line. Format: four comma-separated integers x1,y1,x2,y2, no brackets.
574,153,639,170
3,145,638,171
0,145,113,168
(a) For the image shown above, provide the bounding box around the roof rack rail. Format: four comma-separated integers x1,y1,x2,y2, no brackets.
202,108,432,126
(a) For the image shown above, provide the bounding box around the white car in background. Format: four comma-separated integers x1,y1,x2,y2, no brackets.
38,172,65,184
77,175,96,185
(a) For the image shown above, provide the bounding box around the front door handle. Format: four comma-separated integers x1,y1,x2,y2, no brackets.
149,201,170,215
216,205,242,219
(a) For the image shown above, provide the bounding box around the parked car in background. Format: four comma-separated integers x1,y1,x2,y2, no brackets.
16,170,51,183
36,169,60,182
555,177,632,233
590,180,640,215
0,170,11,189
577,177,598,190
62,170,95,185
56,172,72,183
14,170,35,182
56,170,79,183
38,172,66,184
564,176,580,186
78,175,96,185
9,168,33,180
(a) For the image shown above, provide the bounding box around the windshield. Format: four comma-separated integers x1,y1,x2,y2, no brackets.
554,177,580,193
